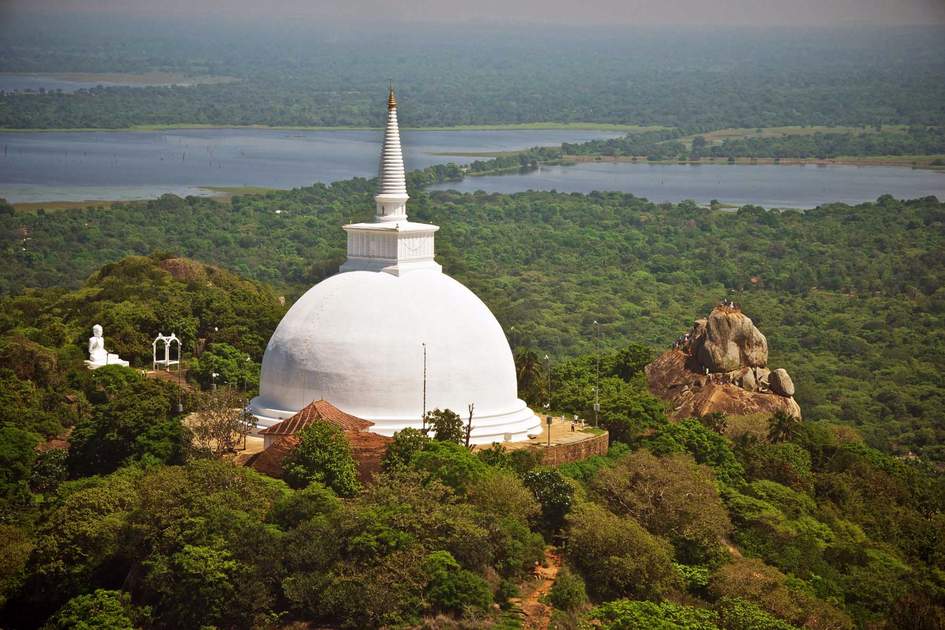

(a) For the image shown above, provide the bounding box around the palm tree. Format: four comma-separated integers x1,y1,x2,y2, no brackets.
768,410,801,443
514,347,546,406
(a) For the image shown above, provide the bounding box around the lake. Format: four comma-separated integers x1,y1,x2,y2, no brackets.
0,128,623,203
1,129,942,207
429,162,945,209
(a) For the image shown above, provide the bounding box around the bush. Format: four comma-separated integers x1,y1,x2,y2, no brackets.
588,599,720,630
548,568,587,612
715,597,800,630
422,551,492,614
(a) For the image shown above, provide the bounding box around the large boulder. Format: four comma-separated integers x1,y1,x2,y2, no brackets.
645,350,801,421
769,368,795,397
692,308,768,372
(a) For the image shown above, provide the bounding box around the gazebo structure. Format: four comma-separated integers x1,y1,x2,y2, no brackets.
152,333,182,371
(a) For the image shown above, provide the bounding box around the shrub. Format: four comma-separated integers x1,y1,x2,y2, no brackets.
588,599,720,630
548,568,587,612
715,597,800,630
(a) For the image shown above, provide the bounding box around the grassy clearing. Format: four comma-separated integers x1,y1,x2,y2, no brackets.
11,199,124,213
566,153,945,170
679,125,910,145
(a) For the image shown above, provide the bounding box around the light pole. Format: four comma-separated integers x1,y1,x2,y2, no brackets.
593,320,600,427
421,342,427,431
544,354,552,412
176,344,184,414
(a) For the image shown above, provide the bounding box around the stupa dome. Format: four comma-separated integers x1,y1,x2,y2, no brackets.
248,87,540,443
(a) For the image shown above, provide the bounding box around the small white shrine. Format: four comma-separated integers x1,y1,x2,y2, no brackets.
85,324,129,369
152,333,181,371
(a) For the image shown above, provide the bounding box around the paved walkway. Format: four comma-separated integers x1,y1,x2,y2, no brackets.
495,415,604,452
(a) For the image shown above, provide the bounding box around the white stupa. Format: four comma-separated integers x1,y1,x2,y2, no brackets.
248,87,541,444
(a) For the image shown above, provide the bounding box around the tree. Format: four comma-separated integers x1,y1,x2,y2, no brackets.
30,447,68,496
144,544,255,630
383,428,430,470
522,469,575,533
408,439,487,493
0,426,40,511
283,421,361,497
0,524,32,608
567,503,682,600
768,411,801,444
189,387,254,456
188,342,259,391
425,408,464,443
421,550,492,614
515,348,547,406
591,450,732,563
44,589,147,630
68,375,188,476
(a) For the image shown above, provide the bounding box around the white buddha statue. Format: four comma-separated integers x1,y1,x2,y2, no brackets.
85,324,129,369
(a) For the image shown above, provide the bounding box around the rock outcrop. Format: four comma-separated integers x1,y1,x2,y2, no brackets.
646,306,801,421
769,368,795,397
691,310,768,372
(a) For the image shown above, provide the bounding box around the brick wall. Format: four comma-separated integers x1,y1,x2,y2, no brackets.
536,432,609,466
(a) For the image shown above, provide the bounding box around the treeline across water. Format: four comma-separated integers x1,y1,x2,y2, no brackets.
562,127,945,162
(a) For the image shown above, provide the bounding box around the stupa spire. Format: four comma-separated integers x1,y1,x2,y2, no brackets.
375,84,408,222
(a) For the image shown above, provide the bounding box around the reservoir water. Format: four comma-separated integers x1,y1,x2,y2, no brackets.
429,162,945,209
0,128,942,208
0,128,622,203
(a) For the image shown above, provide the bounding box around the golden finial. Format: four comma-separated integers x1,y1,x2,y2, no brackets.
387,82,397,110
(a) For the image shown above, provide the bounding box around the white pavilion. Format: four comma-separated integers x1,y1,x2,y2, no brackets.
247,88,541,444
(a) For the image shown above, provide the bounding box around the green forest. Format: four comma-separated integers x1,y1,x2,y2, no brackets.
1,17,944,130
0,252,942,629
562,127,945,161
2,169,944,462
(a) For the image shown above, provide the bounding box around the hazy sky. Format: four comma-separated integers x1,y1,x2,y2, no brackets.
6,0,945,26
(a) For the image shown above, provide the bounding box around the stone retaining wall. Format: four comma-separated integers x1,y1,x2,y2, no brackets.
536,431,609,466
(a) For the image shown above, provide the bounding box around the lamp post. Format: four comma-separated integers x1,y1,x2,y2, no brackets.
211,372,219,391
421,342,427,431
544,354,552,412
593,320,600,427
176,345,184,414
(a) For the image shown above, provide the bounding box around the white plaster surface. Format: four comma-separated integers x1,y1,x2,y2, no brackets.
248,269,540,443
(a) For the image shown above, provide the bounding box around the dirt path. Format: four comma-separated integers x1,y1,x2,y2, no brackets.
513,547,561,630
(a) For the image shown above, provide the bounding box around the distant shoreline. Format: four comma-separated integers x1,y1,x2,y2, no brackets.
0,122,660,133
